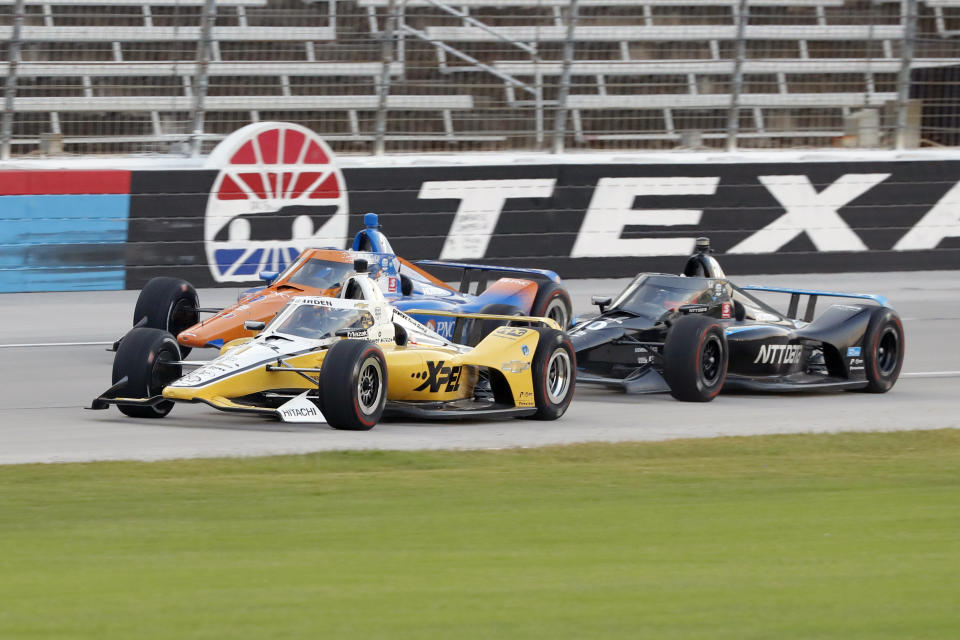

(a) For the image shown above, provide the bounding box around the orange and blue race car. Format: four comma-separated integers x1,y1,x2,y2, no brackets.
121,213,571,355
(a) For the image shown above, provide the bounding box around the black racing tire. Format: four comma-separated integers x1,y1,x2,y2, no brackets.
111,327,182,418
663,315,728,402
133,277,199,357
466,303,524,346
319,340,388,430
530,281,573,329
528,327,576,420
858,307,905,393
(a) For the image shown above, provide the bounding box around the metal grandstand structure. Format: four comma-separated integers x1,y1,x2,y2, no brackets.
1,0,959,156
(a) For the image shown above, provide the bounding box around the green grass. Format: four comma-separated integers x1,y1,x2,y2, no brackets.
1,430,958,639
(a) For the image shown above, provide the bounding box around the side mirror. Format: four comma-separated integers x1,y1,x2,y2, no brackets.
399,273,413,296
353,258,369,273
259,270,279,285
244,320,266,332
733,300,746,322
591,296,612,312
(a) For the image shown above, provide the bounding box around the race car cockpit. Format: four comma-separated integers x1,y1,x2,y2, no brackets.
591,238,783,324
602,275,731,320
273,304,375,340
284,259,354,291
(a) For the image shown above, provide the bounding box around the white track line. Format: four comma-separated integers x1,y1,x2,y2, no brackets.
901,371,960,378
0,341,112,348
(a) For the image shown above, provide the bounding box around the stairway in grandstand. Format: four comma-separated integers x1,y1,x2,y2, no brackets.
0,0,485,153
3,0,960,153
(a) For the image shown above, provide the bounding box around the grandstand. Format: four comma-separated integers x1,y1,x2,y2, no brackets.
2,0,960,155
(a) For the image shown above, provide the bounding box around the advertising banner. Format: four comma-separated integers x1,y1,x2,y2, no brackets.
2,122,959,292
0,171,130,292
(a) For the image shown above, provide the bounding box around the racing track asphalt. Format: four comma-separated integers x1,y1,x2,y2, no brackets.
0,271,957,464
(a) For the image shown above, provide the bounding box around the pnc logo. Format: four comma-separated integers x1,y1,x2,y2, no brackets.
425,318,455,338
203,122,349,283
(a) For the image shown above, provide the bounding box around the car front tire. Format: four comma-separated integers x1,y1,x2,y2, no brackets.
663,315,728,402
112,327,182,418
133,277,199,357
528,328,576,420
859,307,905,393
319,339,388,430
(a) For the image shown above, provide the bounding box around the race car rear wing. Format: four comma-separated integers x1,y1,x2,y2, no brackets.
741,286,889,322
415,260,561,296
404,308,562,331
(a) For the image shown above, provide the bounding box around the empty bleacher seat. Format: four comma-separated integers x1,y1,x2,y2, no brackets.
3,0,959,153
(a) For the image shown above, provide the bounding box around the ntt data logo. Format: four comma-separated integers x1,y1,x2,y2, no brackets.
203,122,349,283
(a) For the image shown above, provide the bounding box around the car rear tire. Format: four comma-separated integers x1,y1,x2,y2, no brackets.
528,328,576,420
112,327,182,418
663,315,728,402
467,303,524,346
133,277,199,357
859,307,905,393
319,339,387,430
530,282,573,329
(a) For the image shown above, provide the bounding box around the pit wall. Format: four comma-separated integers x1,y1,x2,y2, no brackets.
2,155,959,293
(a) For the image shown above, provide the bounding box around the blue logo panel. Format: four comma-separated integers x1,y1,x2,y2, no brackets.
0,194,129,292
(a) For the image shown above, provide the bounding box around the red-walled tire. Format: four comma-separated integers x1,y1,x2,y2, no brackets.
531,282,572,329
859,307,905,393
663,315,728,402
528,328,576,420
319,340,387,430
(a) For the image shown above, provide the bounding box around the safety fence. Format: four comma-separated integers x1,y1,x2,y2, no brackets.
3,0,960,156
2,155,959,292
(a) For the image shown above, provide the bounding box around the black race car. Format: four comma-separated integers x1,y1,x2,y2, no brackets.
569,239,904,402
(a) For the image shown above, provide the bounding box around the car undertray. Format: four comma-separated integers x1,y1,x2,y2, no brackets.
723,373,867,393
384,398,537,420
576,367,670,394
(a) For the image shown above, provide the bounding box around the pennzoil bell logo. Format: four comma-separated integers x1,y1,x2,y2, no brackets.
204,122,349,283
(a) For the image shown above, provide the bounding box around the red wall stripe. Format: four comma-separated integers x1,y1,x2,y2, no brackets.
0,171,131,196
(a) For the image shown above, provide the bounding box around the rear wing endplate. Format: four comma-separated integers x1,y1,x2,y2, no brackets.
741,285,889,322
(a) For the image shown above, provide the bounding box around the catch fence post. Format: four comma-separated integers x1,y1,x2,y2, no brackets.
190,0,216,157
895,0,918,150
534,63,544,151
552,0,579,154
725,0,748,152
1,0,25,160
374,0,399,155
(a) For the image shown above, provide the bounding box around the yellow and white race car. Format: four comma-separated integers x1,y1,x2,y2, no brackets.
90,263,575,430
